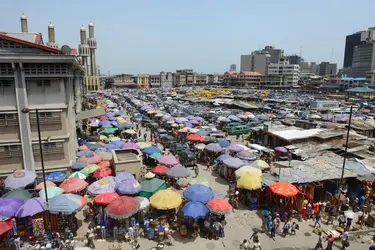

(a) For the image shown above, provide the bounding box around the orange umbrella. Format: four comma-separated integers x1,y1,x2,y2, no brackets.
98,160,110,168
34,181,57,191
152,165,169,175
92,168,112,178
206,198,232,215
0,220,14,236
269,182,299,197
59,178,88,193
94,192,119,206
186,134,201,142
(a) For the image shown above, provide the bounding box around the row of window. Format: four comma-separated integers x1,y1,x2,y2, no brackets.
0,112,62,127
0,142,64,158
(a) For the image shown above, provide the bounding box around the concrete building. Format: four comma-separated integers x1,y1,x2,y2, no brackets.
267,58,300,86
207,74,219,84
136,74,149,88
160,72,173,88
173,69,194,86
0,15,84,175
262,46,284,64
149,74,161,88
111,74,136,89
223,71,261,87
240,51,270,75
351,43,375,77
318,62,337,76
288,55,303,65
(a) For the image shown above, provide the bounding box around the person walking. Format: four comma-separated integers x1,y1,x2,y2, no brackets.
314,213,321,228
325,234,334,250
315,232,323,250
341,230,349,249
345,216,353,231
290,222,297,235
253,238,261,250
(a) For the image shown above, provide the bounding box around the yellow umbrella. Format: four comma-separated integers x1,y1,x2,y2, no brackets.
310,114,321,119
155,113,163,117
237,174,262,190
147,110,155,114
217,116,226,121
82,164,100,174
235,166,262,178
150,189,182,210
124,129,136,134
136,142,151,149
253,160,270,170
188,177,210,187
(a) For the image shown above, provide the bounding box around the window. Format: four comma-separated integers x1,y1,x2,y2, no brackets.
0,80,12,94
0,113,18,126
0,145,22,159
37,80,51,87
29,111,61,125
33,142,64,161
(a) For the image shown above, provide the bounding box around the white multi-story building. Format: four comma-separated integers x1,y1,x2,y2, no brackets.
267,58,300,86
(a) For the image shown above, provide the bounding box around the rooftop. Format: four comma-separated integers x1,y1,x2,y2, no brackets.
345,87,375,93
0,32,43,44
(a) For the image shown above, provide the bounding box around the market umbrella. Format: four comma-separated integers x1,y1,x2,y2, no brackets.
136,142,152,150
235,166,262,178
4,170,37,190
39,187,64,199
45,172,67,182
69,171,88,180
142,146,160,155
15,198,46,217
152,165,169,175
59,178,88,193
150,152,162,159
236,151,257,161
275,146,288,154
144,172,155,179
217,154,232,162
206,198,232,215
186,134,201,142
114,172,135,183
166,165,191,178
205,143,222,153
49,194,86,214
269,182,299,197
78,153,102,164
98,160,111,168
34,181,56,191
94,192,120,206
0,198,24,218
82,164,101,174
86,143,102,151
223,158,245,169
183,184,214,204
105,196,140,219
71,162,88,170
237,175,262,190
150,189,182,210
176,178,189,187
115,179,142,195
2,189,32,202
227,145,244,152
76,150,94,157
136,197,150,210
157,155,180,166
122,142,140,149
195,143,206,150
182,201,209,219
111,140,126,148
0,220,14,236
188,177,210,187
217,139,230,148
253,160,270,170
87,178,116,195
124,129,136,135
92,168,112,178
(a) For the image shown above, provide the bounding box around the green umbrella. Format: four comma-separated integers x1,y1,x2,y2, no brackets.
99,135,108,141
87,143,102,150
102,127,118,136
150,152,162,159
69,171,88,180
82,164,100,175
39,187,64,199
141,178,166,193
2,189,32,202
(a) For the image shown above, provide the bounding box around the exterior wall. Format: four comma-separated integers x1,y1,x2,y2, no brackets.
352,43,374,78
149,75,161,87
240,55,251,71
268,63,300,86
160,72,173,88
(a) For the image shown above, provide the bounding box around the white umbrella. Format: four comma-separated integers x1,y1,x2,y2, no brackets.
136,197,150,210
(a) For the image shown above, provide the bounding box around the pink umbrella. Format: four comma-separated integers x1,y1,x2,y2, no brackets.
157,155,180,166
122,142,140,150
34,181,57,191
78,153,102,164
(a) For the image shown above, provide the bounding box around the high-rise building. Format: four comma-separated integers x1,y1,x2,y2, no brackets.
318,62,337,76
262,46,284,64
351,43,375,77
267,58,300,86
288,55,303,65
240,51,270,75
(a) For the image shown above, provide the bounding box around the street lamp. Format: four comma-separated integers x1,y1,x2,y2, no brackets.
21,108,51,231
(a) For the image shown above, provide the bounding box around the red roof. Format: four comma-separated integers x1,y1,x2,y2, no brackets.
70,49,78,55
0,33,61,54
240,71,262,76
225,71,239,75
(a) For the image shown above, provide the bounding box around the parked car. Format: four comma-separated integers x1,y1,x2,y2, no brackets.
178,150,197,167
160,135,175,148
155,128,168,139
228,125,250,135
223,122,244,132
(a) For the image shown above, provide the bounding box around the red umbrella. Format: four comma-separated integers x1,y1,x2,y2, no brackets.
206,198,232,215
105,196,140,219
59,178,88,193
98,160,110,168
98,116,108,121
152,165,169,175
186,134,201,142
92,168,112,178
0,220,14,236
94,192,119,206
269,182,299,197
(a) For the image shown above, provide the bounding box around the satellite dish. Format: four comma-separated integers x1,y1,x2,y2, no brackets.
60,45,71,55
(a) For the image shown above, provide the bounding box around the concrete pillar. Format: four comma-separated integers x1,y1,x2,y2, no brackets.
65,77,76,164
13,62,35,171
74,75,82,114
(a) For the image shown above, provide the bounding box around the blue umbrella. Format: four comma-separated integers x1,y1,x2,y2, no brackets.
108,117,116,121
196,130,211,136
223,158,245,169
4,170,37,190
76,150,94,157
184,122,193,128
111,140,126,148
228,115,241,122
142,146,160,155
217,139,230,148
45,172,67,182
217,154,232,162
72,162,87,170
106,112,115,118
185,115,195,120
99,120,112,127
49,194,83,214
227,145,244,152
220,118,231,123
182,201,209,219
114,172,135,183
115,179,142,195
104,144,120,150
183,184,214,204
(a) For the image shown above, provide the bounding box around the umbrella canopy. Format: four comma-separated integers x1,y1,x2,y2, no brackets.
152,165,169,175
105,196,140,219
236,150,257,161
87,178,116,195
141,178,166,193
71,162,88,170
78,153,102,164
253,160,270,170
5,170,37,189
188,177,210,187
45,172,67,182
115,179,142,195
275,146,288,154
144,172,155,179
82,164,100,174
15,198,46,217
59,178,88,193
237,175,262,190
182,201,209,219
122,142,140,149
114,172,136,183
49,194,86,214
269,182,299,197
176,178,189,187
235,166,262,178
150,189,182,210
217,139,230,148
136,142,152,150
0,220,14,236
206,198,232,215
142,146,160,155
39,187,64,199
69,171,88,180
0,198,24,218
205,143,222,153
94,192,119,206
2,189,32,202
227,145,244,152
183,184,214,204
150,152,162,159
136,196,150,210
92,168,112,178
34,181,56,191
166,165,191,178
186,134,201,142
195,143,206,150
217,154,232,162
157,155,180,166
98,160,111,168
223,158,245,169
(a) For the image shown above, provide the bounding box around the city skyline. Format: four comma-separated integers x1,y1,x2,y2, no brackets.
3,0,375,74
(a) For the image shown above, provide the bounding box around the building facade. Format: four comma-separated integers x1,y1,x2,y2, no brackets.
0,30,84,174
351,43,375,78
173,69,194,86
149,74,161,88
136,74,149,88
318,62,337,76
223,71,261,87
160,72,173,88
267,58,300,86
262,46,284,64
240,51,270,75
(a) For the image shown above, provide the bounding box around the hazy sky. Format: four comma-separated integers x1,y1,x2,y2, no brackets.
2,0,375,75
